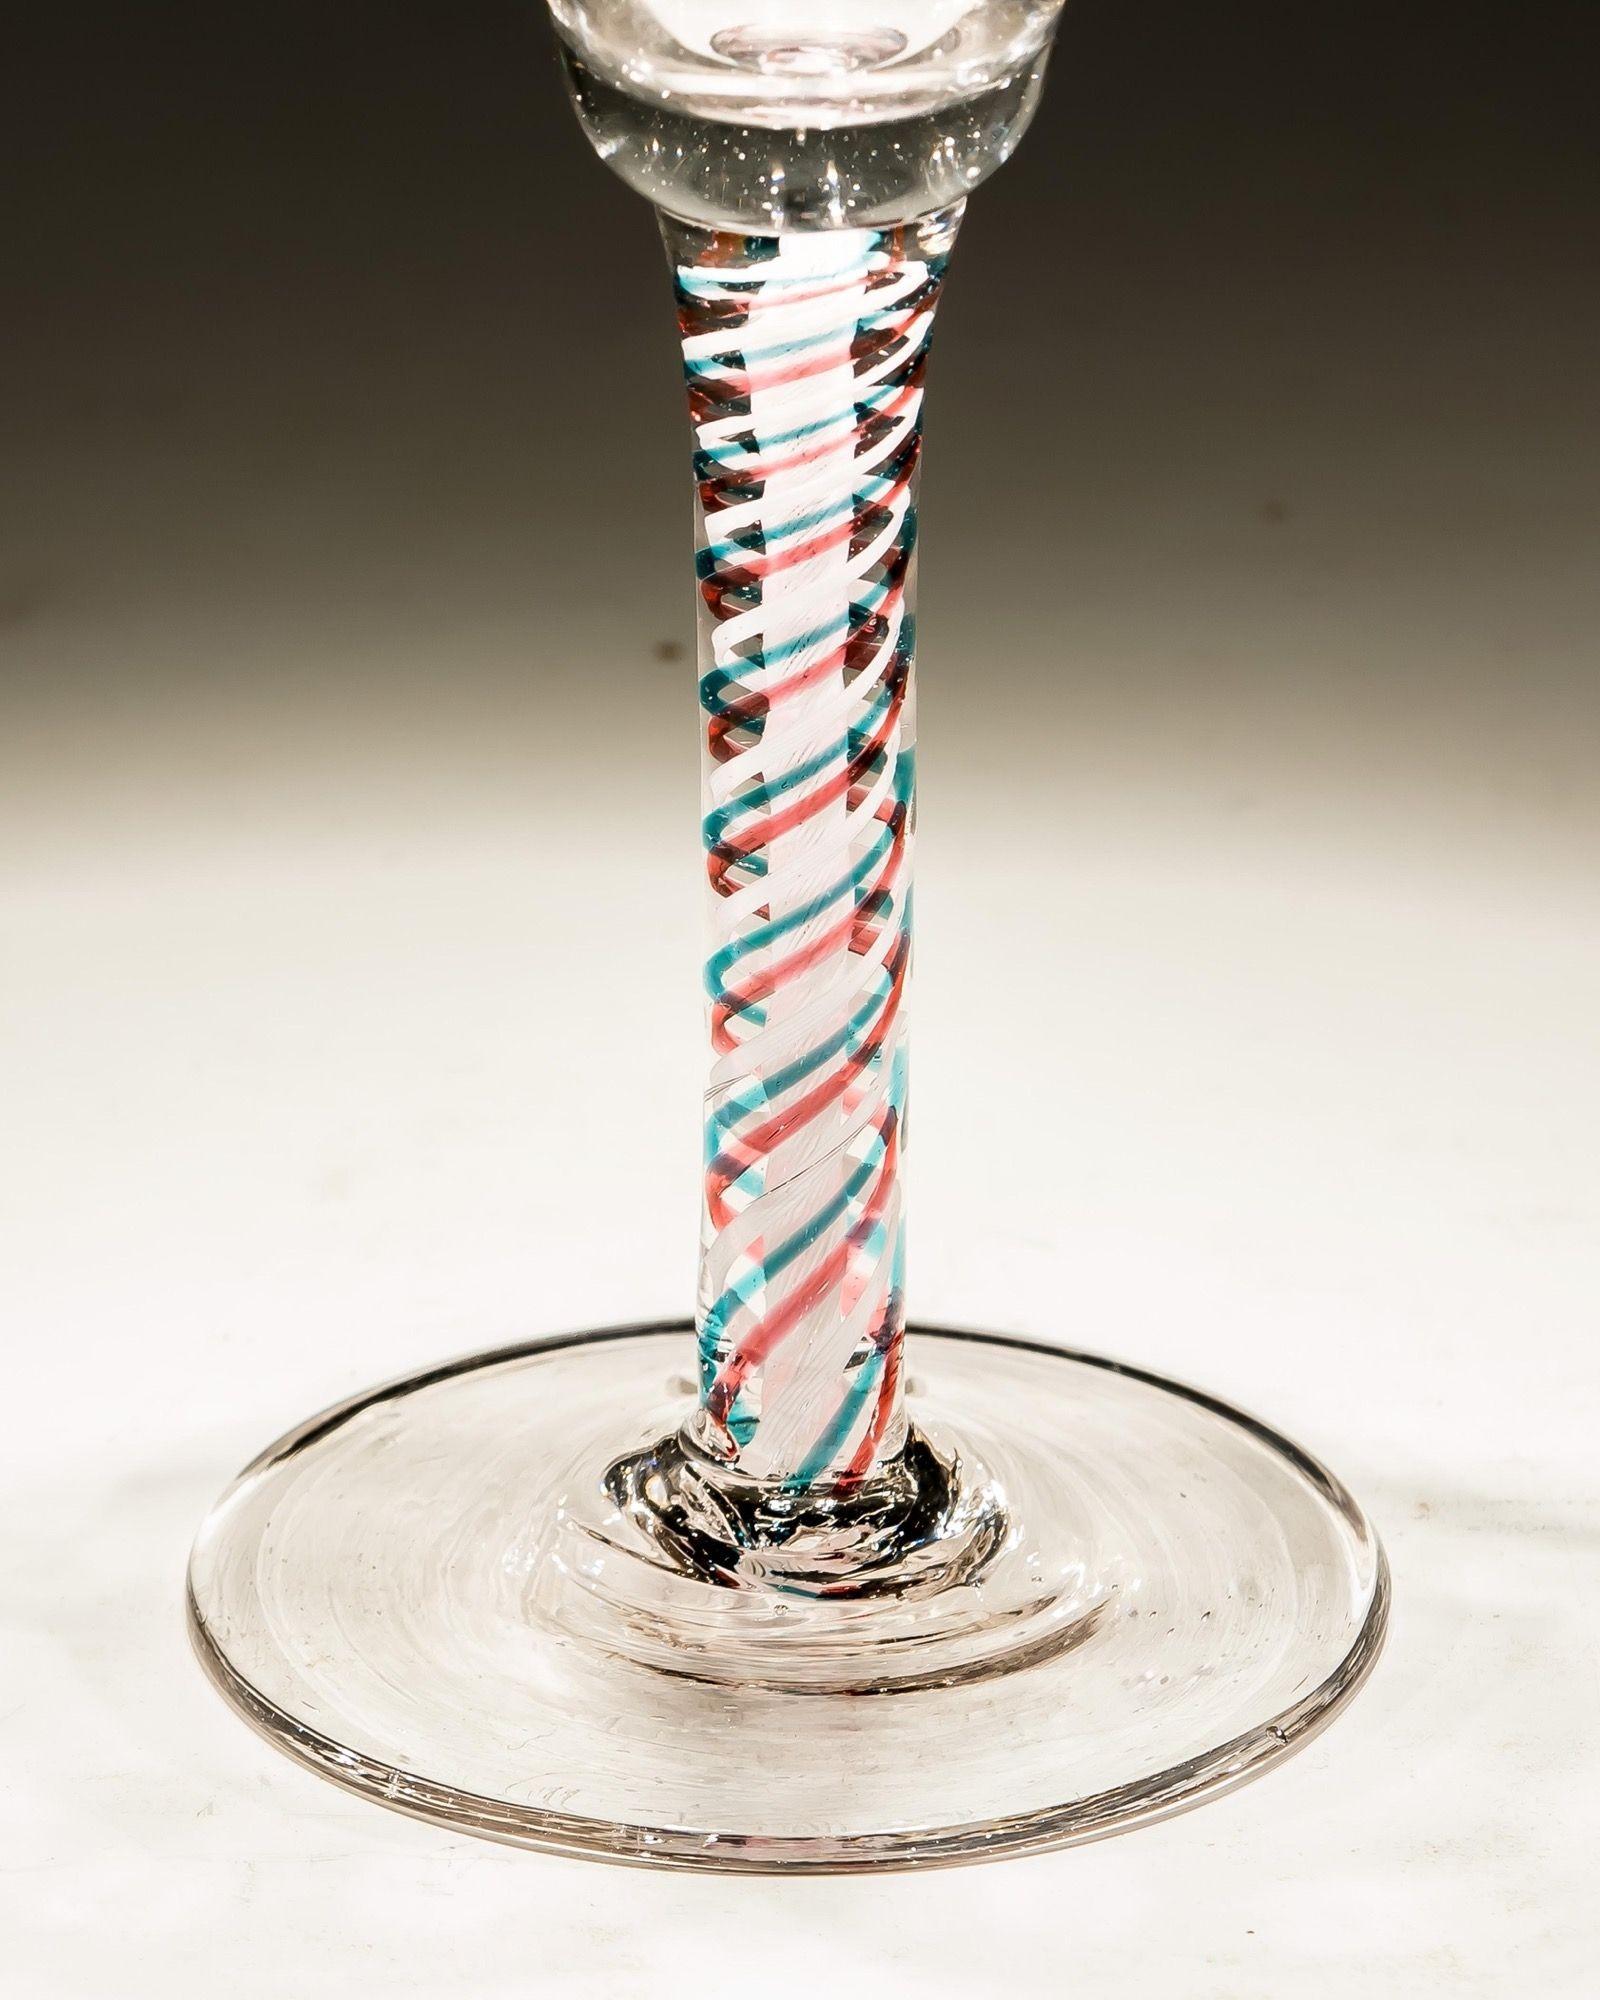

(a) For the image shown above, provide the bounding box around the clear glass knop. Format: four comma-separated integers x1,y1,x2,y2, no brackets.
551,0,1066,226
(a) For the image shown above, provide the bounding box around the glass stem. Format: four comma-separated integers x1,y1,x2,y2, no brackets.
662,203,962,1492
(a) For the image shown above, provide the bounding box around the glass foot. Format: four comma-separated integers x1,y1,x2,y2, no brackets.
188,1323,1388,1871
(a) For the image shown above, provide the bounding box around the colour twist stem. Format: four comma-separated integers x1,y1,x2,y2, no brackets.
664,204,961,1492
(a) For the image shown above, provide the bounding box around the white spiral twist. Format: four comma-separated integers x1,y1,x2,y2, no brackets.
670,207,958,1487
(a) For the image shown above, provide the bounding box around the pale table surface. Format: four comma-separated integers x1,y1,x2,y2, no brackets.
5,526,1598,1996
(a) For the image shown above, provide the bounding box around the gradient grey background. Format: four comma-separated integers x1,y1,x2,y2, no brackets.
7,0,1597,870
4,7,1598,1992
6,0,1596,1348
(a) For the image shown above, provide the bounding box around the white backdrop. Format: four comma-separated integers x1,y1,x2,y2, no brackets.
4,543,1596,1992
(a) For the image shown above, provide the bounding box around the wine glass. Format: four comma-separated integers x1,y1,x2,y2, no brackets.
188,1,1387,1870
